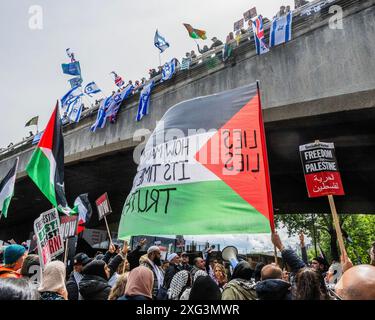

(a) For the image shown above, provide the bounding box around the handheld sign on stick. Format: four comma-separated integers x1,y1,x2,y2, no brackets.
96,192,113,245
299,141,347,257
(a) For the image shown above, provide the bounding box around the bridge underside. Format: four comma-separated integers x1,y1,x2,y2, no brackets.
2,107,375,241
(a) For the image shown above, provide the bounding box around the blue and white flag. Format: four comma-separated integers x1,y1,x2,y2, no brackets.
252,16,270,55
269,12,293,47
61,86,83,110
68,97,83,123
161,60,176,82
69,77,83,89
106,84,134,122
84,82,101,97
136,81,154,121
154,30,170,53
90,97,111,132
62,61,81,76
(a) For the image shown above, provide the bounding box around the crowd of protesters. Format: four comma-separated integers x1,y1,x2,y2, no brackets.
1,234,375,300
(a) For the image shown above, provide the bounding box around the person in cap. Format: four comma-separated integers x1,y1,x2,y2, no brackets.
163,253,182,290
180,252,192,272
39,261,68,300
210,37,223,50
66,253,92,300
139,246,165,299
0,244,27,279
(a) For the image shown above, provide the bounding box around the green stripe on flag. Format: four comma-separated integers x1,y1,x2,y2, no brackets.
26,148,56,207
119,180,270,238
1,195,12,218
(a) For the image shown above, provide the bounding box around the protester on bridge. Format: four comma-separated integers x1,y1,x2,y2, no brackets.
189,275,221,300
66,252,92,300
197,44,210,55
180,252,192,271
118,266,154,300
0,244,27,279
222,261,257,300
335,264,375,300
139,246,165,299
163,253,182,289
38,261,68,300
190,50,197,60
79,259,112,300
0,278,40,300
167,270,191,300
255,264,292,300
210,37,223,50
108,273,128,300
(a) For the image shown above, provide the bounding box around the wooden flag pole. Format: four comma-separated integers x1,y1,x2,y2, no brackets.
328,195,347,257
103,215,113,246
64,238,69,266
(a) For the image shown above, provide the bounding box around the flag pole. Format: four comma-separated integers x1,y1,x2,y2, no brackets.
103,215,113,246
158,51,162,68
64,238,69,266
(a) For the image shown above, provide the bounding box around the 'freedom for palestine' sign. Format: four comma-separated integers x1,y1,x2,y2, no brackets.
299,142,345,198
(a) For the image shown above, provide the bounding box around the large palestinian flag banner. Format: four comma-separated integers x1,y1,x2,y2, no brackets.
26,102,71,214
118,83,274,237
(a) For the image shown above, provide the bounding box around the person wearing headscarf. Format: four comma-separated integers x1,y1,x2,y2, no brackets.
189,275,221,300
222,261,257,300
38,261,67,300
79,260,112,300
180,269,207,300
167,270,191,300
118,266,154,300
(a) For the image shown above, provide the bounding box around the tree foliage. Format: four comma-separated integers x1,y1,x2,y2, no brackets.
275,213,375,264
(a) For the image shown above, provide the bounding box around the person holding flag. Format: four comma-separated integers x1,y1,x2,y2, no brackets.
110,72,125,88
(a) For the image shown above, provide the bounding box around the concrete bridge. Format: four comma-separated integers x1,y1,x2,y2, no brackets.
1,0,375,240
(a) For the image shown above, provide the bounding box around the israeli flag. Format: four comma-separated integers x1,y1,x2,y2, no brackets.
61,86,83,110
136,81,154,121
61,61,81,76
90,97,111,132
106,84,134,121
84,82,101,97
270,12,293,47
69,77,83,89
154,30,170,53
161,60,176,82
68,97,83,123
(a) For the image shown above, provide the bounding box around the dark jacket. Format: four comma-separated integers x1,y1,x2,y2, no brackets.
255,279,292,300
281,249,306,274
181,263,192,272
66,272,79,300
127,245,144,271
79,275,112,300
40,291,65,301
163,263,182,289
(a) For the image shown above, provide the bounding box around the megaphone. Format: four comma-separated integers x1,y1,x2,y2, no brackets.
221,246,239,269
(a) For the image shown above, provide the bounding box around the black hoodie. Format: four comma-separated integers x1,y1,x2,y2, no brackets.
255,279,291,300
79,260,111,300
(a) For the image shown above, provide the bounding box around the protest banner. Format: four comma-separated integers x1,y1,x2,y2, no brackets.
96,192,113,244
243,7,257,21
299,141,344,198
299,141,347,257
60,215,78,265
233,18,244,32
33,208,64,268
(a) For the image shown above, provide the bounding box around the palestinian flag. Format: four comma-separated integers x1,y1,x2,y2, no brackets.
26,102,71,215
0,158,19,218
183,23,207,40
118,83,275,237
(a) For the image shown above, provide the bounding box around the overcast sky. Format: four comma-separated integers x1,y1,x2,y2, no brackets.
1,1,301,252
0,0,295,148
